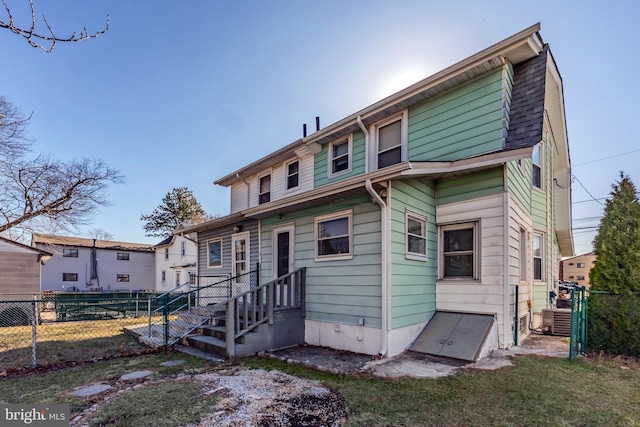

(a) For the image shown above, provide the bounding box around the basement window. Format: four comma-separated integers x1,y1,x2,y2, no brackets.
117,274,130,282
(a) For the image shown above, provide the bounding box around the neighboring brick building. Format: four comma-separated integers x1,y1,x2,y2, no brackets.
560,252,596,289
0,236,52,294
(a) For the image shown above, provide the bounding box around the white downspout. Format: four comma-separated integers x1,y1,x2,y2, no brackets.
366,179,389,357
359,115,389,357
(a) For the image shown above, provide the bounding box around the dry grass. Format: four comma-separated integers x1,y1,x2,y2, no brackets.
0,318,151,371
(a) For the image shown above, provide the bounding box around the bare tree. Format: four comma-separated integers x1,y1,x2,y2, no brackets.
88,227,114,241
0,95,32,158
1,0,108,53
0,156,124,234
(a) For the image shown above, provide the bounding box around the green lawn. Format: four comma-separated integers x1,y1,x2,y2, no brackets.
1,351,639,426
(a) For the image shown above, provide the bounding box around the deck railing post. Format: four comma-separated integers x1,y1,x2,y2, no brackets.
267,282,274,325
226,299,236,358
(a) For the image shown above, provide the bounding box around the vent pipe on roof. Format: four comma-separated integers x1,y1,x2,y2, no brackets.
316,116,320,131
303,124,307,138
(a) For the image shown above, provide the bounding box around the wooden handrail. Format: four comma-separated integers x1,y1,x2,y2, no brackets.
226,268,306,357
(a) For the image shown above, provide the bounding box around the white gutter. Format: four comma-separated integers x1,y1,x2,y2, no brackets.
366,179,389,357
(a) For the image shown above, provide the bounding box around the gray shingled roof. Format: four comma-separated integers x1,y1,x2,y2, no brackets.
505,45,548,150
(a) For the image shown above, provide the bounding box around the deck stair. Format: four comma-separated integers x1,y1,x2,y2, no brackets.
182,268,307,358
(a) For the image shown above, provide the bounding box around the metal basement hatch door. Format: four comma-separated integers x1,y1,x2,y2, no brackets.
409,312,494,362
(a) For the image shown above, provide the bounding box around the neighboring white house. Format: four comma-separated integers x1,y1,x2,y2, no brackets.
153,233,197,292
31,234,155,292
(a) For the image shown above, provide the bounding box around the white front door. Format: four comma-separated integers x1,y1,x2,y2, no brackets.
272,224,295,279
231,231,250,294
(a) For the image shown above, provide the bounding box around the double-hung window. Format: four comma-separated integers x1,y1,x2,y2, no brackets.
533,233,543,280
315,210,352,260
63,248,78,258
207,238,222,268
440,223,478,279
286,161,299,190
180,241,186,257
117,252,129,261
406,211,427,260
532,143,542,189
329,135,352,177
259,174,271,204
372,111,407,170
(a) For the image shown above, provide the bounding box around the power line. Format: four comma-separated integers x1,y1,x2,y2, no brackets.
572,174,603,205
573,149,640,167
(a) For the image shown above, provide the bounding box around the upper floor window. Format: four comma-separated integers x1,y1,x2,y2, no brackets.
207,238,222,268
577,262,585,268
180,241,186,257
286,160,299,190
533,233,544,280
440,222,478,280
117,274,130,282
117,252,129,261
532,143,542,189
406,211,427,260
259,174,271,204
315,210,352,261
62,273,78,281
164,248,169,260
329,136,352,177
63,248,78,258
372,111,407,170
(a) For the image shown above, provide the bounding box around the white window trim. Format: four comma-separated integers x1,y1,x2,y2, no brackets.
314,210,353,261
161,270,166,283
207,237,223,269
284,159,300,192
368,110,408,172
180,241,186,257
532,143,544,191
231,231,251,276
438,221,480,281
258,173,271,204
328,134,353,179
533,233,544,281
405,210,428,261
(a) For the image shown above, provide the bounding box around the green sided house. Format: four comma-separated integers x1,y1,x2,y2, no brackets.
181,23,573,360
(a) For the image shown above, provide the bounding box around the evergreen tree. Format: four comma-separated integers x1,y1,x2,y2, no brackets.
589,172,640,294
140,187,207,238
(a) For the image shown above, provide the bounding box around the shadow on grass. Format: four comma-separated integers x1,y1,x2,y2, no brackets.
0,331,150,372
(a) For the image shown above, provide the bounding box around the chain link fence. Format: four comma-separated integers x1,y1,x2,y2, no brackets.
1,271,261,371
0,291,161,372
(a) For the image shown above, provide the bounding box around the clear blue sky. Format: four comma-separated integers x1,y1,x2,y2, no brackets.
2,0,638,255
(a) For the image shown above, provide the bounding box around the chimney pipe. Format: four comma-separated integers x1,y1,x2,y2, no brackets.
303,123,307,137
316,116,320,131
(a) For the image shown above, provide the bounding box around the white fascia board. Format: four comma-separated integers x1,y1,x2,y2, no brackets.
401,147,533,177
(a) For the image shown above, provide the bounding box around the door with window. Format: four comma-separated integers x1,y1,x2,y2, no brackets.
231,232,250,294
273,225,295,306
273,225,294,279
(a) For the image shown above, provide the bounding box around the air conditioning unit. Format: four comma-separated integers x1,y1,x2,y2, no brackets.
542,308,572,336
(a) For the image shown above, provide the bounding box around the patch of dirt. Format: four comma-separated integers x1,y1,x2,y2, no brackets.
68,366,348,427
